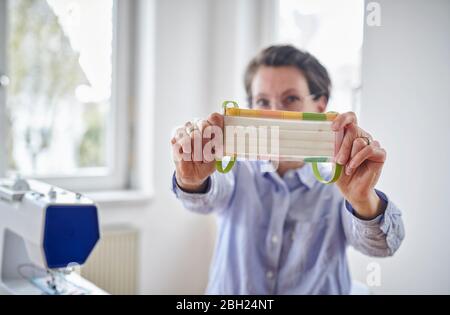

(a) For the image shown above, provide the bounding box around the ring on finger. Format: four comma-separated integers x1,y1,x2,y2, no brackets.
186,121,199,135
360,136,372,146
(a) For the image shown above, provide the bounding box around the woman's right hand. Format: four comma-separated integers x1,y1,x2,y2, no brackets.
171,112,224,193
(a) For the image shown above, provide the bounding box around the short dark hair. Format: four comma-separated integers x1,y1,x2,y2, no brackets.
244,45,331,106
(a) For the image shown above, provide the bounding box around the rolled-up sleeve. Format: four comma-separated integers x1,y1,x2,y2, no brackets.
341,190,405,257
171,168,236,215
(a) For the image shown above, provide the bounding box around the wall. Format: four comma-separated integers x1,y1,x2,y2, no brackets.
347,0,450,294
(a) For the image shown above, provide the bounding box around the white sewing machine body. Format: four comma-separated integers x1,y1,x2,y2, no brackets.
0,178,106,294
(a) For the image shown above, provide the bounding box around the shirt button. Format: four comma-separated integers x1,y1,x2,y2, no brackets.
271,235,278,244
266,271,274,280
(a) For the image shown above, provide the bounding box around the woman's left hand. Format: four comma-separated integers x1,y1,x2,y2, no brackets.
332,112,387,220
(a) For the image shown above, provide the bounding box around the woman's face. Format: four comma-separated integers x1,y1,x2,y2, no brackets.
251,66,326,113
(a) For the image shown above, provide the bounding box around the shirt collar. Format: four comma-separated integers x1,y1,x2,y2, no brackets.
258,161,316,190
295,163,316,189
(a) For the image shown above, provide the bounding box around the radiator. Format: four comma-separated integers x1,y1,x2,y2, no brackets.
81,225,139,295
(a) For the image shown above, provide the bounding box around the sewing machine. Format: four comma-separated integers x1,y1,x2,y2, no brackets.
0,177,106,295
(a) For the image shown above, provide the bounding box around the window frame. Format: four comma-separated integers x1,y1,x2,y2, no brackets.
0,0,7,180
0,0,132,192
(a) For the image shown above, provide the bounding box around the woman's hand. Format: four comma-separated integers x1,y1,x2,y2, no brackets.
171,113,223,193
332,112,387,220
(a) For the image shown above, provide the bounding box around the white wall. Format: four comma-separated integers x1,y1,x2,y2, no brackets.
347,0,450,294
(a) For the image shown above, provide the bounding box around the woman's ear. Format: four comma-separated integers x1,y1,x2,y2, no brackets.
315,95,328,113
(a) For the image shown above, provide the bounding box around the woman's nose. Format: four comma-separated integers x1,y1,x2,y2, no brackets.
270,100,283,110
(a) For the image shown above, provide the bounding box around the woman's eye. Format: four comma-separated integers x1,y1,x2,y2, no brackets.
285,96,300,104
255,99,270,107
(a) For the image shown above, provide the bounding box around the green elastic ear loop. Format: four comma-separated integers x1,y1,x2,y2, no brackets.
311,162,343,184
216,101,239,174
221,100,238,110
310,110,342,184
216,157,236,174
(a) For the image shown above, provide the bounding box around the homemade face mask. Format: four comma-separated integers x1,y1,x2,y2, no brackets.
215,101,344,184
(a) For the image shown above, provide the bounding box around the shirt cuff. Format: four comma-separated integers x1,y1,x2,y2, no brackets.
344,189,404,253
172,172,212,195
345,189,388,226
171,172,219,212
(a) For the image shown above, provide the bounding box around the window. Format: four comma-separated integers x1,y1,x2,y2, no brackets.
0,0,131,191
275,0,364,114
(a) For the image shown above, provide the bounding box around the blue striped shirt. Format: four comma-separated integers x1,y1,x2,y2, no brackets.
172,161,405,294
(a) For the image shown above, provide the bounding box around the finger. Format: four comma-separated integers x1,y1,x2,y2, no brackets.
335,123,358,165
190,126,203,163
172,138,186,159
207,112,224,129
204,124,224,162
345,138,367,175
359,132,374,146
347,145,386,173
182,119,197,160
171,136,180,162
332,111,357,131
173,124,194,160
173,125,188,140
206,113,224,160
196,119,211,135
196,119,215,163
371,140,381,148
351,137,368,158
172,125,191,160
172,133,191,162
198,119,214,146
185,120,193,132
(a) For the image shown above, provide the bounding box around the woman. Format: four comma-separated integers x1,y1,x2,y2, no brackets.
170,45,404,294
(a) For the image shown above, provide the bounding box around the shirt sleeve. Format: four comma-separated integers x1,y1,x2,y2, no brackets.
171,167,236,215
340,189,405,257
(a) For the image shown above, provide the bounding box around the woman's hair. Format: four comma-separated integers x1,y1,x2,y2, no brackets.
244,45,331,106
